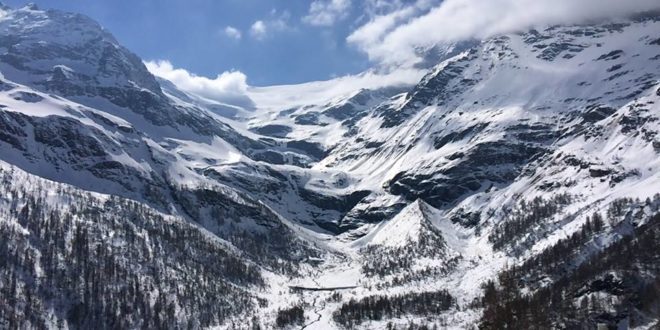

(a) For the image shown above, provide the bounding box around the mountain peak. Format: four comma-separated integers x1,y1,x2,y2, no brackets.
354,199,439,248
0,5,166,111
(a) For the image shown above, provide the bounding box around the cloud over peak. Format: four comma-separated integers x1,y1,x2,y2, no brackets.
145,60,254,109
349,0,660,67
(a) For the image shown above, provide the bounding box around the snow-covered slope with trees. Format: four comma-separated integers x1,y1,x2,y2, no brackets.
0,3,658,329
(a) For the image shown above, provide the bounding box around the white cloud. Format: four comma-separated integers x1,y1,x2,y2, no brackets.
349,0,660,67
348,6,417,52
303,0,352,26
249,20,267,40
270,10,292,31
145,60,254,109
249,11,292,40
362,0,422,16
144,62,424,112
224,26,242,40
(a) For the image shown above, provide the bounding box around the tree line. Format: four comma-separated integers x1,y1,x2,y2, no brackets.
480,202,660,329
333,290,454,327
0,167,265,329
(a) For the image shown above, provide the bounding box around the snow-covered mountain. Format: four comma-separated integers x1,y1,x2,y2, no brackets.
0,3,659,329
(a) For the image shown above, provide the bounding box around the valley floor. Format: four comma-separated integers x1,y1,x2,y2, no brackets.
252,225,503,330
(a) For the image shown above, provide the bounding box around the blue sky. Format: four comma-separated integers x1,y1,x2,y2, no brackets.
3,0,376,85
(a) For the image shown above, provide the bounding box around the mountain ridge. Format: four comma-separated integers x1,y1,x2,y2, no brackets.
0,3,658,329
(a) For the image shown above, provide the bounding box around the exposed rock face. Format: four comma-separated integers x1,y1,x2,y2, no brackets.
388,142,547,208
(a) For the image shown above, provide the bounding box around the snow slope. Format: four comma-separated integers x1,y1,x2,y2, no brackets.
0,3,659,329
